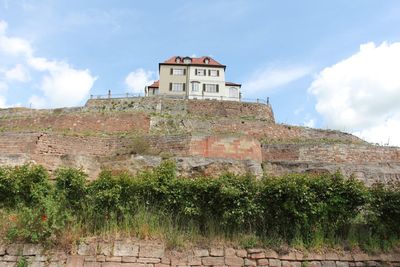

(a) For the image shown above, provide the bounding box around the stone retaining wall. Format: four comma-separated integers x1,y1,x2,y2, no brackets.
0,241,399,267
84,97,275,123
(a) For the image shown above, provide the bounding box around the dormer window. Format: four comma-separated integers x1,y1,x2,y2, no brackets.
204,58,210,64
183,57,192,64
175,57,181,63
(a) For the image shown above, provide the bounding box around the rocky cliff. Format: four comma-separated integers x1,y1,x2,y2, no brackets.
0,97,399,184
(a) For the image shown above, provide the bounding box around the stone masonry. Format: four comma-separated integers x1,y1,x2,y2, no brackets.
1,97,400,184
0,240,399,267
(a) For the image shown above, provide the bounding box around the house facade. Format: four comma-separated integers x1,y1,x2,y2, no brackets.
145,56,241,101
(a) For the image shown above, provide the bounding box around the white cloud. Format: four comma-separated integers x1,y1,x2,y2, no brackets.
0,19,97,108
309,42,400,146
242,65,312,96
304,119,315,128
4,64,30,82
125,69,154,95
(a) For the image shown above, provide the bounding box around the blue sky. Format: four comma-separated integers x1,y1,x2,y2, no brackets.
1,1,400,145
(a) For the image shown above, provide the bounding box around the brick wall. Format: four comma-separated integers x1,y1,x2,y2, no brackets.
189,135,262,163
1,112,150,134
84,97,275,122
262,144,400,163
1,241,399,267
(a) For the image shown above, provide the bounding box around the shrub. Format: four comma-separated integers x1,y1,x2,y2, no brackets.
369,182,400,236
55,168,88,210
0,164,51,208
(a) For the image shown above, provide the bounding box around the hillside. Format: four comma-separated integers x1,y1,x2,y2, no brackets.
0,97,399,185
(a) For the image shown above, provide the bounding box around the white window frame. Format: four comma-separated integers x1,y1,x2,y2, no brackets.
196,69,206,76
205,84,218,93
172,68,184,75
172,83,184,92
191,82,200,92
209,70,218,77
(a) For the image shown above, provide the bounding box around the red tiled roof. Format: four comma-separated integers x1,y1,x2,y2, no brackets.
225,81,241,87
161,56,225,67
148,80,159,88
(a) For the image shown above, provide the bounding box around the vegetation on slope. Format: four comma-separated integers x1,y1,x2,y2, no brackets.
0,163,399,253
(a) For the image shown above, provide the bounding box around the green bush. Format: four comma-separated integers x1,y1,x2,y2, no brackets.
0,163,400,250
55,168,88,210
369,182,400,236
0,164,51,208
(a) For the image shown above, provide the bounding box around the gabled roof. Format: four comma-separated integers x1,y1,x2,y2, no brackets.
160,56,226,68
225,81,241,87
148,80,159,88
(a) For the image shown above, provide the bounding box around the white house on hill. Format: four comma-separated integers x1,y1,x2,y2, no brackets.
145,56,241,101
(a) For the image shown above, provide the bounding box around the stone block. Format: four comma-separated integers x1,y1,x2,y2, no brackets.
187,256,201,266
83,262,101,267
33,255,47,262
249,252,265,259
122,257,137,263
66,255,85,267
225,248,236,256
0,244,5,256
282,260,291,267
309,261,322,267
96,255,106,262
366,261,379,267
269,259,281,267
210,248,224,256
155,264,170,267
247,248,264,254
48,262,65,267
105,256,122,262
139,243,164,258
236,249,247,258
225,256,244,266
22,244,43,256
193,248,209,257
257,258,269,266
336,261,349,267
137,257,161,264
355,262,366,267
264,250,278,259
84,256,97,262
6,244,23,256
29,262,45,267
244,258,257,266
322,261,336,267
291,261,302,267
113,242,139,257
2,255,17,262
202,256,225,266
0,262,15,267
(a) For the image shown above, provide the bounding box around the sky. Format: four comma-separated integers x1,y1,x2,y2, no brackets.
1,1,400,146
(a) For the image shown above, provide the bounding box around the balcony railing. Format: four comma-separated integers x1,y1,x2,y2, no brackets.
89,92,270,105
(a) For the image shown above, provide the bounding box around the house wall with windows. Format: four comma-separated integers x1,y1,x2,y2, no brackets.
145,56,241,101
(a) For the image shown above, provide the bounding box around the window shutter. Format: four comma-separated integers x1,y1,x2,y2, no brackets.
183,69,186,75
203,84,206,92
169,83,172,91
182,83,186,91
216,84,219,93
217,70,220,76
195,69,198,75
170,68,173,75
203,69,206,76
208,69,211,76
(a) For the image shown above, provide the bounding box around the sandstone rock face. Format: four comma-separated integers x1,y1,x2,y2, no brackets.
0,97,399,184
